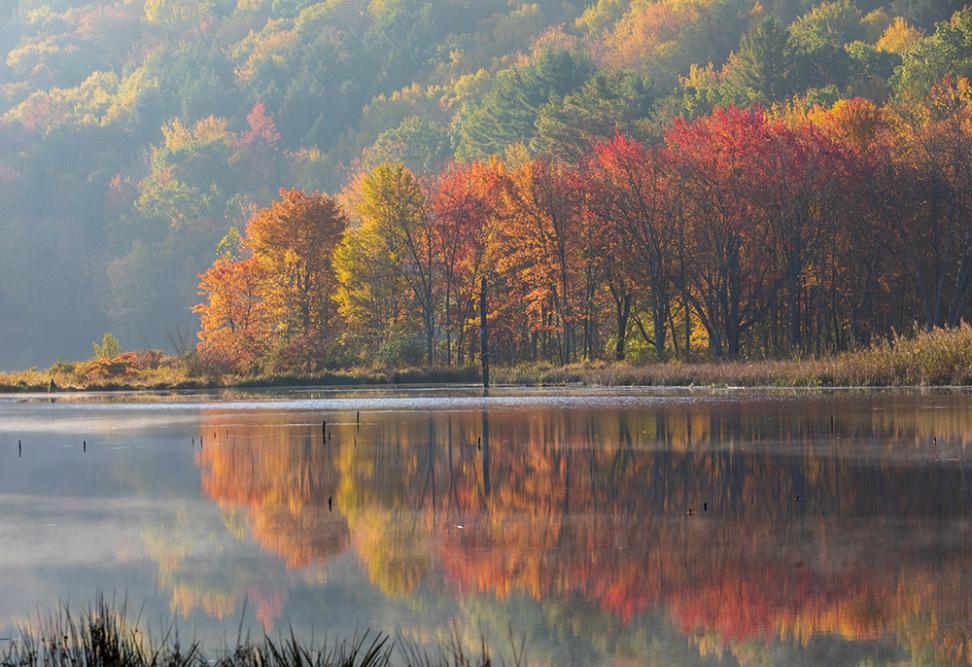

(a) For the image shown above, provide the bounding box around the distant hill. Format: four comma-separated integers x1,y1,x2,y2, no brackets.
0,0,968,367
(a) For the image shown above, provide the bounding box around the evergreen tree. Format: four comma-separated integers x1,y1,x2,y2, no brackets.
723,18,795,103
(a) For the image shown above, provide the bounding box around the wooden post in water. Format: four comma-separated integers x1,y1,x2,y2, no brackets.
479,275,489,389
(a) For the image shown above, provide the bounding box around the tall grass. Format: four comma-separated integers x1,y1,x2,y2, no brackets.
494,324,972,388
0,597,515,667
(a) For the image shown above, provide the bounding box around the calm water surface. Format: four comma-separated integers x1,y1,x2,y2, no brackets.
0,387,970,666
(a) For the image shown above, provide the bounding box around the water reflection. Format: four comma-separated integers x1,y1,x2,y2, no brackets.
189,394,972,665
2,391,972,665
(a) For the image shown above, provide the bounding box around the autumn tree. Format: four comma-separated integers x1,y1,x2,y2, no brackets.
586,133,675,359
246,189,347,364
759,119,850,353
237,101,282,194
195,189,347,372
892,6,972,100
882,78,972,329
332,209,411,363
665,107,779,357
194,256,268,371
491,158,582,363
430,161,496,366
355,164,439,367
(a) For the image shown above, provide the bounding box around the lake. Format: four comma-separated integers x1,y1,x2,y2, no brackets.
0,387,970,666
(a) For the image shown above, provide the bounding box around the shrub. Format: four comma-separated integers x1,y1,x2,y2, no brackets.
92,332,122,359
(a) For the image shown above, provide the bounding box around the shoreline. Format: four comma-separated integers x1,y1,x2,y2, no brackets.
6,324,972,394
5,361,972,395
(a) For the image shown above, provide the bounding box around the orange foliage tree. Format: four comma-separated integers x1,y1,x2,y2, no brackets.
195,189,347,372
490,158,584,363
194,256,268,371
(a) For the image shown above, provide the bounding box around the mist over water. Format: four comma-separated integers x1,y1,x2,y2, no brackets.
1,387,970,665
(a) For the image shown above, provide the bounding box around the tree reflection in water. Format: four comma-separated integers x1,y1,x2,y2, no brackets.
193,396,972,665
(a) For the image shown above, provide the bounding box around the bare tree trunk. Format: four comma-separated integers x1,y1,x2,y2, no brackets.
614,290,631,361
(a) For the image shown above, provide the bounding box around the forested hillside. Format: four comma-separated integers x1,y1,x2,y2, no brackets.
0,0,968,369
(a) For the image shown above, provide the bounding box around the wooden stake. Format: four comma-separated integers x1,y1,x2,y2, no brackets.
480,276,490,389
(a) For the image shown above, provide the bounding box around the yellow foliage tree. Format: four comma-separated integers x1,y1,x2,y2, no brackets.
876,16,923,54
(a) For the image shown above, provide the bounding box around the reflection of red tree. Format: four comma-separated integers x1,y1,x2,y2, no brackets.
248,504,348,570
424,405,972,661
438,510,969,660
438,515,665,623
666,563,881,642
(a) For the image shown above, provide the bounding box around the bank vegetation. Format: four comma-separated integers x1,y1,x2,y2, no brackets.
5,324,972,392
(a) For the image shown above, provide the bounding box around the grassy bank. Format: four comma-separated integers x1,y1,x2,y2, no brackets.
5,325,972,392
497,324,972,387
0,358,480,393
501,323,972,387
1,598,516,667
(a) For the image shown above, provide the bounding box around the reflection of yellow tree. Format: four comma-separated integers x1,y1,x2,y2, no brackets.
335,419,470,599
193,397,972,663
